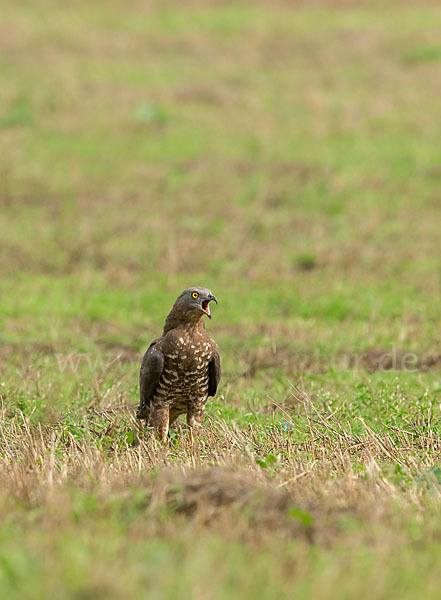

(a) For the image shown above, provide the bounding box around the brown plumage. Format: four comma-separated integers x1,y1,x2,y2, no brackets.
136,287,221,440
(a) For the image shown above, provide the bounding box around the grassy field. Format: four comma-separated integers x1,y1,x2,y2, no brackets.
2,0,441,598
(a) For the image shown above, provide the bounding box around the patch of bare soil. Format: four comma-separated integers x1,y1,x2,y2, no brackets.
243,346,441,377
145,467,318,542
0,342,55,360
349,349,441,373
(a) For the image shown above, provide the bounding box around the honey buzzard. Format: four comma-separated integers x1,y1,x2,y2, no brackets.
136,287,221,440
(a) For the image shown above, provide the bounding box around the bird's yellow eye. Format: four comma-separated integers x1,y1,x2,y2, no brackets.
192,292,199,299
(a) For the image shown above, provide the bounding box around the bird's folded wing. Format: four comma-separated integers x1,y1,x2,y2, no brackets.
138,339,164,417
207,348,221,397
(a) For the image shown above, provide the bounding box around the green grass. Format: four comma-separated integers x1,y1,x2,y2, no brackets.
2,0,441,598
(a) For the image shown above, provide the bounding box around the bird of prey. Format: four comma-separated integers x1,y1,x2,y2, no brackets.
136,287,221,441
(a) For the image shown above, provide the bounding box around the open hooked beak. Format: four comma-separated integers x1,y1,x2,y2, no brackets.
201,294,217,319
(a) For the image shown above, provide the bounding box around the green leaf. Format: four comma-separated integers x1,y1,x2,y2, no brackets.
287,507,314,527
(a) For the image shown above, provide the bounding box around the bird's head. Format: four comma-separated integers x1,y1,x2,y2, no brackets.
177,286,218,320
163,287,218,334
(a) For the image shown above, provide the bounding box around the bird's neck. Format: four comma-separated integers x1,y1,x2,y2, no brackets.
162,309,205,336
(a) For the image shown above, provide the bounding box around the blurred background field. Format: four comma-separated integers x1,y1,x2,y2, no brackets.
1,1,441,598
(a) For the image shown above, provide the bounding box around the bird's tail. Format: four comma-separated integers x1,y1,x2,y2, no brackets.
136,404,150,420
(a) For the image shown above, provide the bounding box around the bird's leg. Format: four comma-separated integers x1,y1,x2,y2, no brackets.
186,408,204,431
186,409,204,445
148,404,170,443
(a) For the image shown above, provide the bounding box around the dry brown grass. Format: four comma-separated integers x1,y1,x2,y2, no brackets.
2,389,440,550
